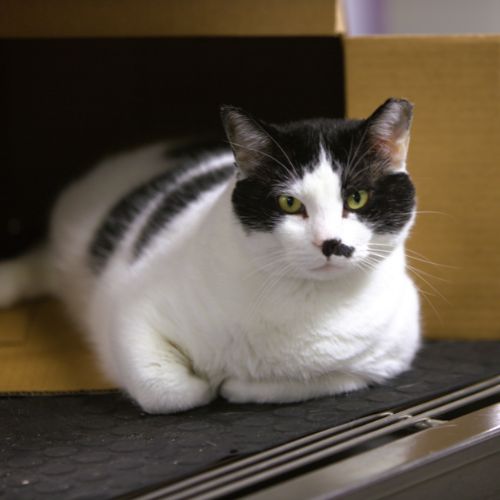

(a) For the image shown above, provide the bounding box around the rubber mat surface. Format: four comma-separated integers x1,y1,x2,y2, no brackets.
1,341,500,499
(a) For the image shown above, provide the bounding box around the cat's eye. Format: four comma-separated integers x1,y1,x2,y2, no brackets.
346,190,369,211
278,195,304,215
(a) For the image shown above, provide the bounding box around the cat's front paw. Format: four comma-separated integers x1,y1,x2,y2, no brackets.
133,374,216,414
220,373,369,404
220,378,276,404
220,378,251,403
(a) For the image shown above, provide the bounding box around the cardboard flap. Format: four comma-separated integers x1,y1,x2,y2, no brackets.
345,35,500,339
0,0,344,37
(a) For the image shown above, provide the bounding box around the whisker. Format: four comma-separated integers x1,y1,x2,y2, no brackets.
405,254,456,269
345,147,375,184
405,250,458,270
405,263,450,283
407,210,453,217
344,127,369,179
246,262,294,323
367,243,457,270
225,140,289,170
405,266,450,304
246,256,290,278
343,138,356,178
360,255,444,322
249,118,299,175
413,282,444,323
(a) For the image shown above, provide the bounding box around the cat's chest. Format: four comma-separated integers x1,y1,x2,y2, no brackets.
237,309,377,376
152,261,405,380
196,287,388,381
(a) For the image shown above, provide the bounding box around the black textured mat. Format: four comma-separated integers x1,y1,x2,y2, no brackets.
1,341,500,499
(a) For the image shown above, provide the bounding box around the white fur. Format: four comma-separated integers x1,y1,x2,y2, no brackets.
0,143,420,413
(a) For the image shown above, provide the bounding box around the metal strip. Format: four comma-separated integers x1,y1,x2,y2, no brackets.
399,374,500,417
132,376,500,500
246,403,500,500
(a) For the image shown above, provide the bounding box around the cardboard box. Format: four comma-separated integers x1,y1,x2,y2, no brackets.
1,2,498,393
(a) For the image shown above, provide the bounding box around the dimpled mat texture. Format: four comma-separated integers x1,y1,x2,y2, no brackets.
1,341,500,499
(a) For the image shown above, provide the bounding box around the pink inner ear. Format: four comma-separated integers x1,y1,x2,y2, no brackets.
366,98,413,168
369,117,410,169
373,133,409,165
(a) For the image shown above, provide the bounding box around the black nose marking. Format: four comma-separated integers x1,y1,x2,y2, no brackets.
321,239,354,258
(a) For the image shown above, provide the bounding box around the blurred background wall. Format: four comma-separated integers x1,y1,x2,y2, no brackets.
345,0,500,35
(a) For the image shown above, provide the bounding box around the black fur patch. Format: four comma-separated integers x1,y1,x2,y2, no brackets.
232,177,281,232
354,172,416,233
133,165,235,258
230,120,324,232
89,141,228,273
339,139,416,233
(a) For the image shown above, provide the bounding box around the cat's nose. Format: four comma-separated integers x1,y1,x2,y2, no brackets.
321,239,354,258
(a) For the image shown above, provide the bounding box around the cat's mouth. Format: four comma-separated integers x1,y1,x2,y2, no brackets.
311,260,346,272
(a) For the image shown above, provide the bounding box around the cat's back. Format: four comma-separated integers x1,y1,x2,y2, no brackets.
48,139,233,312
52,143,167,238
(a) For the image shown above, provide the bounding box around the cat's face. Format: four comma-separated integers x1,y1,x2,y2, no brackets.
222,99,416,281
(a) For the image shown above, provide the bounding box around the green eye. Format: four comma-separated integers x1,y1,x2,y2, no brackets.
346,190,369,210
278,195,304,214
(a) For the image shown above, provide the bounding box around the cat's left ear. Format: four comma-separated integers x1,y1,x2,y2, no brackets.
220,105,272,177
366,98,414,171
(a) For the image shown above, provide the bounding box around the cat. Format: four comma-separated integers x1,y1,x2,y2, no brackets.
0,98,420,414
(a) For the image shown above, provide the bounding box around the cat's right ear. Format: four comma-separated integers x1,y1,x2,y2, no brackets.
220,106,272,177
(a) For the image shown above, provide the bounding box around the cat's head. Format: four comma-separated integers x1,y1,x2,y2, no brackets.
221,99,416,281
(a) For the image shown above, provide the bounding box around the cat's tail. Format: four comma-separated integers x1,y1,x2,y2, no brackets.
0,246,54,308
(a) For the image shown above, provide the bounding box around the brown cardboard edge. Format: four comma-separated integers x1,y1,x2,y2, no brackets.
0,389,120,397
0,0,344,38
346,33,500,41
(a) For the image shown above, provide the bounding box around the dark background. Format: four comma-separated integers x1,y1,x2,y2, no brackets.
1,37,344,259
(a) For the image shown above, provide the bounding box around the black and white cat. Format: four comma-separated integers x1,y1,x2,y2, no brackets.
0,98,420,413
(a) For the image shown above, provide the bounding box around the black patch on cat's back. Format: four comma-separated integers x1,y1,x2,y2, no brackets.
133,165,235,258
89,142,229,273
89,171,171,273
